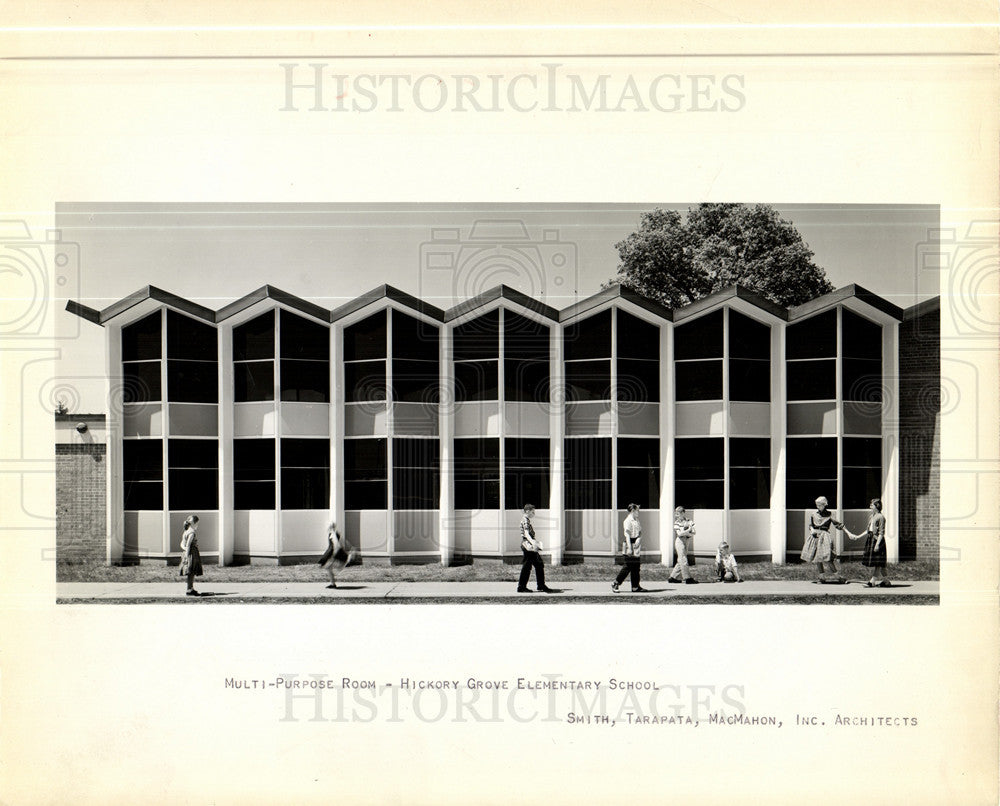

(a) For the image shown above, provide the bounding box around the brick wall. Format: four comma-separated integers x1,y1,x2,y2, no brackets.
898,299,940,561
56,443,107,561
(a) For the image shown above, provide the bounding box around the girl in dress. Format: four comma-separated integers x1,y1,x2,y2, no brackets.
179,515,202,597
847,499,890,587
318,521,357,589
668,505,698,584
800,496,845,583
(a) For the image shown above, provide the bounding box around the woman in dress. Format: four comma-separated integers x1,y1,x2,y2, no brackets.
800,496,845,583
179,515,202,597
612,503,647,593
848,499,890,588
668,505,698,584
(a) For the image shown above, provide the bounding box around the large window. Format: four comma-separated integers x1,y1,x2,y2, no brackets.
505,438,550,509
504,312,550,403
454,437,500,509
167,311,218,403
674,437,724,509
234,311,275,402
729,311,770,402
564,310,611,402
617,437,659,508
729,438,770,509
786,437,837,509
564,437,611,509
122,311,162,404
674,310,723,401
393,438,439,509
280,312,329,402
234,439,276,510
344,437,386,510
842,437,881,509
168,439,219,510
123,439,163,510
786,310,836,401
616,310,659,403
281,438,330,509
453,310,499,402
345,312,387,404
392,310,440,403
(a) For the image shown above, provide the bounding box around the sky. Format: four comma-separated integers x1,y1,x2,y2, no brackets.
53,202,939,412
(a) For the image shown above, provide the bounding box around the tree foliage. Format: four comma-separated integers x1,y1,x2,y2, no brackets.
610,204,834,309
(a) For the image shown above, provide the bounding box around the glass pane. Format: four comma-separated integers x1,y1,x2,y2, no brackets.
343,438,386,479
617,437,659,468
843,437,881,467
729,359,770,402
564,479,611,509
235,361,274,402
233,439,275,481
729,311,770,359
505,437,550,467
344,312,386,361
280,359,330,403
454,437,500,469
393,359,440,403
674,310,723,360
616,467,659,509
617,310,659,360
282,468,330,509
123,361,161,403
786,480,837,510
674,480,723,509
122,311,161,361
729,437,771,468
167,311,217,361
674,437,723,480
455,360,498,402
393,310,439,361
123,480,163,510
453,310,499,361
167,360,218,403
393,467,440,509
617,358,659,403
455,477,500,510
345,360,387,403
786,310,836,359
281,438,331,470
234,481,275,510
123,440,162,480
730,468,770,509
504,311,549,361
565,359,611,401
786,359,835,401
169,439,218,470
504,359,550,403
505,470,550,510
675,360,723,401
785,437,837,480
393,438,440,468
842,467,882,509
564,310,611,361
564,437,611,480
169,469,219,510
842,310,882,359
344,479,386,510
233,310,274,361
280,312,329,361
842,358,882,402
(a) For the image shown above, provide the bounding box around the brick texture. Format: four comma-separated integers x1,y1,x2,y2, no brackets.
898,301,940,561
56,444,107,561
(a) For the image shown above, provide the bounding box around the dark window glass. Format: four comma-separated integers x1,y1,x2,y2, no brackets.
455,359,498,402
617,358,659,403
169,469,219,510
786,310,836,359
123,362,161,404
393,359,440,403
167,360,219,403
234,481,275,510
617,467,660,509
393,437,440,468
344,480,386,510
505,438,549,466
617,437,659,468
842,358,882,402
564,437,612,480
729,438,771,468
455,437,500,510
565,480,612,509
729,468,770,509
233,311,274,361
842,310,882,360
787,359,836,401
786,481,837,510
675,480,724,509
123,481,163,510
393,311,439,362
565,360,611,401
282,469,330,509
729,311,771,359
344,312,386,361
282,438,330,469
842,467,882,509
455,478,501,510
505,471,550,510
124,440,162,481
169,439,218,469
785,437,837,479
564,310,611,361
454,437,500,465
167,311,217,361
453,310,499,361
504,311,549,361
393,468,440,509
235,361,274,402
674,438,724,480
674,310,723,360
122,311,161,361
345,360,387,403
280,312,329,361
343,438,385,480
675,360,723,401
843,437,882,467
504,359,550,403
729,359,770,402
233,439,275,481
617,310,659,360
280,359,329,402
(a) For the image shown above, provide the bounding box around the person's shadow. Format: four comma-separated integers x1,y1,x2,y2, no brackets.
190,592,232,598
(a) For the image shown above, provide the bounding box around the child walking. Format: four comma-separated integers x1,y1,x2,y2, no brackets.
318,521,357,589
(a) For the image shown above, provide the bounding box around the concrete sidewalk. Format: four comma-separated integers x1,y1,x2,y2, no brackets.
57,580,939,601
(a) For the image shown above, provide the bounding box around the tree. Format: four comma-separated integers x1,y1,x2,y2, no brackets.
609,204,834,309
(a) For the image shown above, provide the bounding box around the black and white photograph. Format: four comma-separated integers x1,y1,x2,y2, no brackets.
1,3,997,805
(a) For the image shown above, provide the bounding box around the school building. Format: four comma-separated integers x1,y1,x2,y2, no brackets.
59,283,941,566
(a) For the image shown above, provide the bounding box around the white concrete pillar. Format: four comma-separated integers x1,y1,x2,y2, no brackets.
105,323,124,565
548,322,564,566
660,321,675,566
769,321,787,563
330,323,345,537
882,321,900,563
218,323,234,566
439,323,455,565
